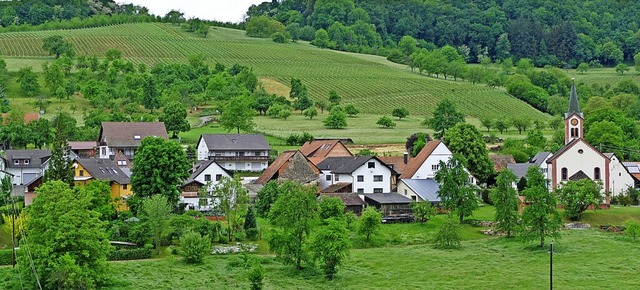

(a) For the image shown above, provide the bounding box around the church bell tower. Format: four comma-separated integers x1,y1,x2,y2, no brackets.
565,78,583,145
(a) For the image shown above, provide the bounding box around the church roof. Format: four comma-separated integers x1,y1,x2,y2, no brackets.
565,79,583,119
547,138,609,164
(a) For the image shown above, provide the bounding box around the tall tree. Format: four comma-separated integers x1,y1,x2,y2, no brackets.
219,94,255,134
130,137,191,209
423,99,464,138
557,179,603,221
443,123,495,183
43,113,74,186
323,105,347,129
520,166,561,248
16,66,40,97
212,176,250,242
42,35,74,58
159,101,190,138
141,73,160,113
311,219,350,280
358,206,382,243
141,194,172,254
434,156,479,224
489,169,519,237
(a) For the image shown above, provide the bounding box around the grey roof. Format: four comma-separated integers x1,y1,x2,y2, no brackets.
76,158,130,185
401,179,441,202
200,134,270,151
530,152,552,166
99,122,168,147
507,163,537,180
363,193,412,204
566,79,583,118
4,150,51,168
184,160,232,185
316,156,395,174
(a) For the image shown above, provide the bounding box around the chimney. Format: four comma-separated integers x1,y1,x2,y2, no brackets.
403,152,409,164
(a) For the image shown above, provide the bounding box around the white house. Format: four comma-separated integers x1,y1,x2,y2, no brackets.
607,153,635,196
399,140,476,184
3,150,51,185
97,122,168,159
181,160,232,210
197,134,270,172
316,156,395,194
397,178,441,203
0,156,13,184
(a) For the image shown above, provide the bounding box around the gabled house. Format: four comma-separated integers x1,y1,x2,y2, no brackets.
299,139,352,165
181,160,232,210
507,152,553,180
400,140,462,180
97,122,168,160
196,134,270,172
317,156,395,194
362,192,413,217
3,150,51,185
256,150,320,185
69,141,97,158
397,178,441,203
623,162,640,189
73,158,132,211
0,157,13,185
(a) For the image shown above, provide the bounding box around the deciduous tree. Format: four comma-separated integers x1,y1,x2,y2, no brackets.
220,94,255,133
141,194,172,254
212,176,249,242
358,207,381,243
443,123,495,183
520,166,561,248
392,107,409,120
42,35,74,58
159,101,190,138
324,105,347,129
434,156,479,224
376,116,396,128
434,216,462,249
411,201,436,224
489,169,519,237
303,107,318,119
558,179,603,221
423,99,464,138
311,219,350,280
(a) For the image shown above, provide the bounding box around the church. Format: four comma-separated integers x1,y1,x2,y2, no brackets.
545,79,634,203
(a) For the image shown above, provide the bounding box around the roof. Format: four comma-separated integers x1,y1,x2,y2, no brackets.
322,182,352,193
4,150,51,168
317,156,394,174
603,153,614,159
320,193,365,206
401,179,441,202
378,156,408,175
565,79,583,119
569,170,591,181
530,152,552,166
400,140,442,179
99,122,168,147
1,112,39,125
299,139,352,164
490,154,516,172
506,163,537,180
623,162,640,181
363,193,412,204
199,134,270,151
184,159,232,185
68,141,97,150
75,158,130,185
256,150,296,185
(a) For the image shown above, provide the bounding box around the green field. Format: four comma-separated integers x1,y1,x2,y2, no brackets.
0,23,549,120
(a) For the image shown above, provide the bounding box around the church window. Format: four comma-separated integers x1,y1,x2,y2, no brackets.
561,168,568,181
578,149,584,154
594,167,601,180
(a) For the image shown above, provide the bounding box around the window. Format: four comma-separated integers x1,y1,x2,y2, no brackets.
357,188,364,194
374,175,383,182
215,174,222,181
404,189,407,195
578,149,584,154
594,167,601,180
373,188,383,193
368,162,375,168
133,135,141,140
411,196,416,201
432,164,439,171
561,168,568,181
14,160,19,165
236,152,245,157
326,175,331,181
123,184,128,190
101,148,106,156
335,175,340,181
204,174,211,181
24,159,29,165
79,170,84,176
357,175,364,182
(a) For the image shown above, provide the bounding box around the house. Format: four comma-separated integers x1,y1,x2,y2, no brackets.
378,154,410,191
397,178,441,204
73,158,132,211
299,139,352,165
400,140,474,183
181,160,232,210
69,141,97,158
317,156,395,194
97,122,168,159
3,150,51,185
490,154,516,172
23,175,44,206
507,152,553,181
319,193,365,215
546,80,635,201
362,192,413,217
623,162,640,189
196,134,270,172
256,150,320,185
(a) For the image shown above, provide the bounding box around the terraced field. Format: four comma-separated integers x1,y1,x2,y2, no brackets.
0,23,549,119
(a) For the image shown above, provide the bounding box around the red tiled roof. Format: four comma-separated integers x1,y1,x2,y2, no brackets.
299,139,352,164
378,156,409,175
256,150,297,185
399,140,442,179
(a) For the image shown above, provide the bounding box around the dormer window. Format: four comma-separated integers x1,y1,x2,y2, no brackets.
134,135,141,140
24,159,29,165
14,160,19,165
368,162,375,168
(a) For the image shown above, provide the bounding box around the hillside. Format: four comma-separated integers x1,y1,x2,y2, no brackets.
0,23,548,120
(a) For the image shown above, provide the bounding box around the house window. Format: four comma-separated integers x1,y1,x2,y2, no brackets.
215,153,222,156
79,170,84,176
216,174,222,181
373,188,383,193
13,160,19,165
374,175,383,182
335,175,340,181
411,196,417,201
204,174,211,181
368,162,375,168
561,168,568,181
236,152,245,157
123,184,128,190
432,164,439,171
101,148,106,156
357,188,364,194
24,159,29,165
594,167,601,180
357,175,364,182
326,175,331,181
404,189,407,195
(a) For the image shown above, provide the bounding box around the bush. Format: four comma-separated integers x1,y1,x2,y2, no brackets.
434,216,462,249
234,230,246,242
246,228,260,241
107,248,153,261
0,249,14,265
626,220,640,241
180,231,211,264
286,132,314,145
271,32,289,43
248,262,265,290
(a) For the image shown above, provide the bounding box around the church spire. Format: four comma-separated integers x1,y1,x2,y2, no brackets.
565,78,582,119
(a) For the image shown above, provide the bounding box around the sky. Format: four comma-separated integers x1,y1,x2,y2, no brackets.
118,0,266,23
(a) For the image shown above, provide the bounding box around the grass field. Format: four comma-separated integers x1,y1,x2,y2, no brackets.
0,23,549,120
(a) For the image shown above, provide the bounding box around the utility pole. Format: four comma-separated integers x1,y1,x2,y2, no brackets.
550,242,553,290
11,196,16,268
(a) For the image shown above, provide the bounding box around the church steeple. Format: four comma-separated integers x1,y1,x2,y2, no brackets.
565,78,584,144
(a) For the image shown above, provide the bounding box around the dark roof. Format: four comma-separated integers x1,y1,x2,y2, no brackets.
506,163,537,180
400,140,442,179
76,158,130,184
322,182,352,193
320,193,365,206
530,152,552,166
569,170,591,181
363,193,412,204
69,141,97,150
184,160,232,185
99,122,168,147
401,179,441,202
317,156,394,174
5,150,51,168
199,134,270,151
566,79,583,119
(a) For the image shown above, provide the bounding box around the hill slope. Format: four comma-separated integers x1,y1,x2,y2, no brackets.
0,23,549,119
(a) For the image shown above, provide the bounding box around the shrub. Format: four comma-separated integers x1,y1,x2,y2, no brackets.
0,249,14,265
246,228,260,241
626,220,640,241
271,32,289,43
180,231,211,264
248,262,264,290
434,216,462,249
234,230,246,242
107,248,152,261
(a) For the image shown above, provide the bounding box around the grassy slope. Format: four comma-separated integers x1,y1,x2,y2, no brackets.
0,23,548,120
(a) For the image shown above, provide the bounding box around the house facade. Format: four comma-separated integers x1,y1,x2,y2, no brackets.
98,122,168,159
317,156,394,194
197,134,270,172
73,158,132,211
181,160,232,210
397,178,441,203
3,150,51,185
400,140,467,180
256,150,320,185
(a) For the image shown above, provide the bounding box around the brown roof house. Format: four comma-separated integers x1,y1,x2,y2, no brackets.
97,122,168,160
256,150,320,185
69,141,97,158
196,134,271,172
299,139,352,165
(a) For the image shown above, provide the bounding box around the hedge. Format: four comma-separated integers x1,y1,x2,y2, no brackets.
107,248,152,261
0,249,14,265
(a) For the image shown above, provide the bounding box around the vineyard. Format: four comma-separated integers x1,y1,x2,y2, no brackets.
0,23,550,119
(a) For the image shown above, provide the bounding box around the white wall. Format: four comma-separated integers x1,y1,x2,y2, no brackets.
397,180,419,202
609,155,634,196
351,159,391,193
197,138,209,161
193,162,231,190
7,167,43,185
411,142,452,179
550,140,607,192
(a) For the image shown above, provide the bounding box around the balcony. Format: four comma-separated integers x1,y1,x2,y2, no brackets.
208,155,269,161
